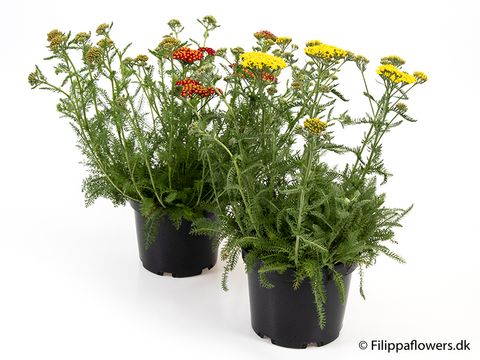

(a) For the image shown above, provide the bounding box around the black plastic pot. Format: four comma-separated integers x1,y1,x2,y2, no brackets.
130,201,217,277
246,256,356,348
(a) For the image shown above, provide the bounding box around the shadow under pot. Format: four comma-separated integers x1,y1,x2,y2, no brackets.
245,253,356,349
130,201,218,277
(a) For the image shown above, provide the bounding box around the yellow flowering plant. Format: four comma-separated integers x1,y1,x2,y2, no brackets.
192,31,426,328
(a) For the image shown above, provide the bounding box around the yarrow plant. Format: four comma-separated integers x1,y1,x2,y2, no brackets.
28,18,427,328
192,33,427,327
28,17,224,247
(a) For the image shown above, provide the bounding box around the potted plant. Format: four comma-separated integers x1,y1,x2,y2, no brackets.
28,17,225,277
194,32,427,347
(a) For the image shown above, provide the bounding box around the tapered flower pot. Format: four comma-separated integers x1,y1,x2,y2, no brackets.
130,201,217,277
246,256,356,348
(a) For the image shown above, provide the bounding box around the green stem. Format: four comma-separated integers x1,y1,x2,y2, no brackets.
123,86,166,208
203,131,259,236
294,137,315,266
100,53,144,201
167,57,176,189
61,52,135,201
357,84,393,182
358,83,417,183
350,78,389,180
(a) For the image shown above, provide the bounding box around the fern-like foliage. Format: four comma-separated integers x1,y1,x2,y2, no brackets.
193,35,424,328
28,19,224,246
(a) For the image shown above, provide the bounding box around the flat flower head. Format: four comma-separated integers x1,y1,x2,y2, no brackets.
230,47,244,56
355,54,369,71
402,73,416,84
304,43,349,61
305,40,322,47
291,80,302,89
254,30,277,41
167,19,183,36
215,48,227,57
47,29,62,42
168,19,182,31
229,64,276,83
240,52,286,70
198,47,216,56
380,55,406,67
173,47,204,63
394,102,408,113
261,72,276,82
175,78,219,98
413,71,428,83
276,36,292,45
96,23,110,35
85,46,102,64
48,35,65,51
377,64,416,84
74,32,90,43
97,38,114,48
157,36,180,50
134,54,149,66
202,15,218,27
304,118,327,135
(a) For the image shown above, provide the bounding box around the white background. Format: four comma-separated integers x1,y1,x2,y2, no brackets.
1,0,479,359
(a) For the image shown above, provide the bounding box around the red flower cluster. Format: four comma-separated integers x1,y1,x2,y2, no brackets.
198,47,216,56
173,47,204,63
260,72,276,82
254,30,277,41
244,68,276,82
175,79,219,98
229,64,276,83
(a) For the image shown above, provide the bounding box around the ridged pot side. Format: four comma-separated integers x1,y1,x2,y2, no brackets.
246,257,356,348
130,201,218,277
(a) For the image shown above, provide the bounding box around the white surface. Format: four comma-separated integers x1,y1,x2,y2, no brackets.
1,0,479,359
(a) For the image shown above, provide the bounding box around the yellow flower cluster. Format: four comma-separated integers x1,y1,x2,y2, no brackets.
47,29,62,42
96,23,109,35
157,36,180,50
304,43,349,60
304,118,327,135
74,32,90,43
394,102,408,113
276,36,292,45
376,64,416,84
240,52,287,70
97,38,114,48
380,55,406,67
291,80,302,89
135,54,149,66
413,71,428,83
49,36,64,50
47,29,65,51
306,40,322,47
86,46,102,64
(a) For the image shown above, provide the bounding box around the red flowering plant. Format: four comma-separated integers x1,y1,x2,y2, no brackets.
28,16,224,247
